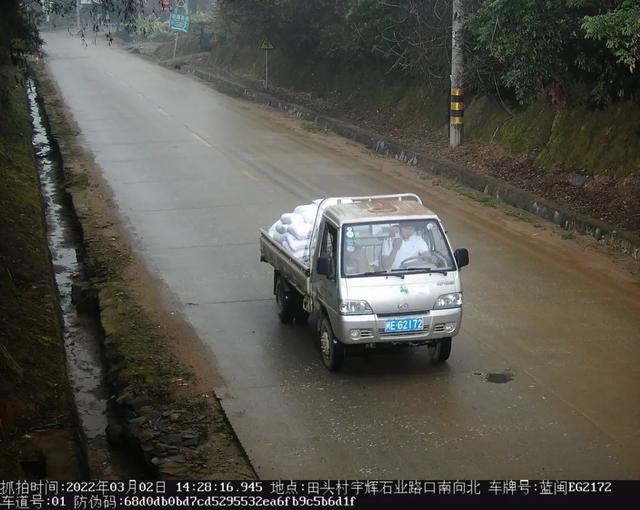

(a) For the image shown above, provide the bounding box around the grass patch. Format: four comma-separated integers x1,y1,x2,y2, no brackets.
504,208,533,222
67,169,89,188
453,185,499,207
301,121,325,133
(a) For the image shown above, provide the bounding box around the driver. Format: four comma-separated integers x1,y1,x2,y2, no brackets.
381,223,433,270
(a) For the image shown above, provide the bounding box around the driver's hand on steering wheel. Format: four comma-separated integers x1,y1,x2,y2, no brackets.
420,251,436,263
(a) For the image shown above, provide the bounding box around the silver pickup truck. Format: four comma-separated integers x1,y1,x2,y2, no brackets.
259,194,469,371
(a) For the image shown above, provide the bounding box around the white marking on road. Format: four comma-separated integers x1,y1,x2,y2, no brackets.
190,132,213,148
157,107,170,118
242,170,260,182
105,71,113,77
166,241,259,250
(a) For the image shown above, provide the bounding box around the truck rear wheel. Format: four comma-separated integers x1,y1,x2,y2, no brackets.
319,317,345,371
429,338,452,362
275,276,295,324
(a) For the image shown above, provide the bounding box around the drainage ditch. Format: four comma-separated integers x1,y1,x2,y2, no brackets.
27,77,146,479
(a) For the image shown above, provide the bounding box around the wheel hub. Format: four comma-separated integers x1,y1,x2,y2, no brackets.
320,330,331,358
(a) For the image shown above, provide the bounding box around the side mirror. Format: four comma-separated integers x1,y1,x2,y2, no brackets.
454,248,469,269
317,256,331,277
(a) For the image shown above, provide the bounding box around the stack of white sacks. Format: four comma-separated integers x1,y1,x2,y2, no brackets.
268,200,323,262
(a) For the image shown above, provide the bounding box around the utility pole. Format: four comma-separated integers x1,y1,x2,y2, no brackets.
260,38,274,89
76,0,81,30
265,48,269,89
450,0,464,148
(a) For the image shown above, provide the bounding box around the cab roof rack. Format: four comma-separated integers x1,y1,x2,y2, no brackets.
332,193,422,205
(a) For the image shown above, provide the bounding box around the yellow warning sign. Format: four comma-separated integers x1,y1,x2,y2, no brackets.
260,38,274,50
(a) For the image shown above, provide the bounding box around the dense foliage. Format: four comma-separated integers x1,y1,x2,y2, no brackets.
215,0,639,106
468,0,640,105
216,0,454,85
0,1,47,64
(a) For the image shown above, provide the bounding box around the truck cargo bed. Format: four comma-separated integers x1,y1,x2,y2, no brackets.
259,229,310,296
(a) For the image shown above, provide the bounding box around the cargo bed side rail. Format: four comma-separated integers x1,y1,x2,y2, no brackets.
259,229,310,296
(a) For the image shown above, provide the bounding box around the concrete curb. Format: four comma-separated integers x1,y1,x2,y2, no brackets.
176,65,640,261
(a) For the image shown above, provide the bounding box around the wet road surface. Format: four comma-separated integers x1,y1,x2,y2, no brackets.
44,32,640,479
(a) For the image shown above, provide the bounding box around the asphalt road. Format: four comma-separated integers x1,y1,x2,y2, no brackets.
44,32,640,479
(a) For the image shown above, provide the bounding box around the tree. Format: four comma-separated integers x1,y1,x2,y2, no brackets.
467,0,578,104
581,0,640,72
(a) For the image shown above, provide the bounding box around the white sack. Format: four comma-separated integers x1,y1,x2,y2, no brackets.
294,204,317,215
275,221,288,234
302,208,318,224
294,204,320,224
287,222,313,240
280,212,304,225
271,231,286,244
282,239,306,258
285,234,310,252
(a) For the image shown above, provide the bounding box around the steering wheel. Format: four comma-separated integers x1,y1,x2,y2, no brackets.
399,256,429,269
399,252,447,269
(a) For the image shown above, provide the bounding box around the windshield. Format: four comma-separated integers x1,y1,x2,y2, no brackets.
341,219,455,277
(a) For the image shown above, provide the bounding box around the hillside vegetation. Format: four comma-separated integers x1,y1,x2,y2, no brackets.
209,0,640,176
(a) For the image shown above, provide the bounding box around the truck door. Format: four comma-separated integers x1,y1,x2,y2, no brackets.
313,221,339,316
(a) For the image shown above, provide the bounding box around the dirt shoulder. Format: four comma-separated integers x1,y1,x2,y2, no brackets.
0,63,82,478
146,45,639,240
35,63,255,480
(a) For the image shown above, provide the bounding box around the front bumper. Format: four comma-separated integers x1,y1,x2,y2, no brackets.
335,307,462,345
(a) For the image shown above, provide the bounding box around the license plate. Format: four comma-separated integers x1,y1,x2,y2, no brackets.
384,317,423,333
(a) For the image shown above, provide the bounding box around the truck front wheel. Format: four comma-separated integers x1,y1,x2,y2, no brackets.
319,317,345,371
429,338,452,362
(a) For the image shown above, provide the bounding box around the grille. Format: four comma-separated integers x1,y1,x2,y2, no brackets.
359,329,374,339
377,311,429,318
433,324,446,332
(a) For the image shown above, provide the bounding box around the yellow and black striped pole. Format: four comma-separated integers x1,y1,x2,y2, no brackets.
450,0,464,147
450,87,464,145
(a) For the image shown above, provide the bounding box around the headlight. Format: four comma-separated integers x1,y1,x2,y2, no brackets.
339,300,373,315
434,292,462,309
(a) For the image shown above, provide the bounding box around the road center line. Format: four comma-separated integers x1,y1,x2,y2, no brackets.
242,170,260,182
190,131,213,148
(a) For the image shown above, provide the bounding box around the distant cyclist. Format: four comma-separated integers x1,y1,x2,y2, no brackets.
79,27,88,48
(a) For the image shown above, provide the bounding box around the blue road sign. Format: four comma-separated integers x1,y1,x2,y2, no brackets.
169,13,190,33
